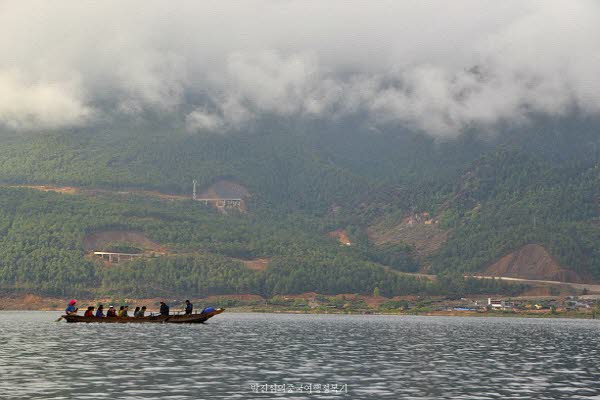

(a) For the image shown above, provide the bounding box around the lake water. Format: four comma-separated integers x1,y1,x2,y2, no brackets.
0,312,599,399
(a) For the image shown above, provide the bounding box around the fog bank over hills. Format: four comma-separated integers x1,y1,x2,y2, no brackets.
1,1,599,136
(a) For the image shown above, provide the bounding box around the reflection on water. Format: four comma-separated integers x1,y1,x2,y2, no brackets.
0,312,599,399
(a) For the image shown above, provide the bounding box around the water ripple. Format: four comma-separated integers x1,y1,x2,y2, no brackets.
0,312,599,399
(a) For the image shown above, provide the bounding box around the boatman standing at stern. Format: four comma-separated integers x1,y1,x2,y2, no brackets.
159,301,170,316
185,300,193,315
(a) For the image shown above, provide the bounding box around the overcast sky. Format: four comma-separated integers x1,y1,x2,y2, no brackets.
0,1,598,136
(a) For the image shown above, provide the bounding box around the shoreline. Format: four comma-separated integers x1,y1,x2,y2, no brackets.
225,307,599,319
1,294,598,320
1,308,597,320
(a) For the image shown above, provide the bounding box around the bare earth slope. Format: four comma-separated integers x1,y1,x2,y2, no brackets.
327,229,352,246
483,244,582,283
367,214,448,257
83,231,166,253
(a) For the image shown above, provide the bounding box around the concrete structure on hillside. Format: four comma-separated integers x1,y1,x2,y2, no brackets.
192,180,246,212
93,251,153,264
194,198,244,211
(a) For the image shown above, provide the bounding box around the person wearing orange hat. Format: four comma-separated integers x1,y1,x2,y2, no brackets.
65,299,78,315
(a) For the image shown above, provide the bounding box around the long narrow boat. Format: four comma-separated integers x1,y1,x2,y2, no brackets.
62,308,224,324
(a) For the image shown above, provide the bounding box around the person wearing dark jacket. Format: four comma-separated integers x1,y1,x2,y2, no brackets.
185,300,193,315
159,302,170,316
106,306,117,317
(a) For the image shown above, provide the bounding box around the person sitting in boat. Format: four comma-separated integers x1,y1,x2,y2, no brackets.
159,302,170,316
96,305,105,317
65,299,78,315
134,306,146,317
84,306,95,317
184,300,193,315
106,306,117,317
118,305,129,317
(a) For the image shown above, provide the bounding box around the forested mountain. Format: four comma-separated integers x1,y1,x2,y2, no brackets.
0,114,598,297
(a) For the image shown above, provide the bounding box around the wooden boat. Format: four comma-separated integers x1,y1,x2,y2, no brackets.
62,308,224,324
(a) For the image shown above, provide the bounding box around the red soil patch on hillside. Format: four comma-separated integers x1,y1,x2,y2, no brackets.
83,231,167,254
484,244,582,283
327,229,352,246
362,296,388,308
116,190,189,201
13,185,80,195
10,184,190,201
239,258,270,271
202,294,265,302
9,183,252,213
278,292,320,299
0,294,68,310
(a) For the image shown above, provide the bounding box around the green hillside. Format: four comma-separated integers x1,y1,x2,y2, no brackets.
0,116,598,297
0,187,523,298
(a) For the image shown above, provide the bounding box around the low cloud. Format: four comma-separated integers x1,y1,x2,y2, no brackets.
0,70,91,130
1,1,598,135
185,108,225,132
